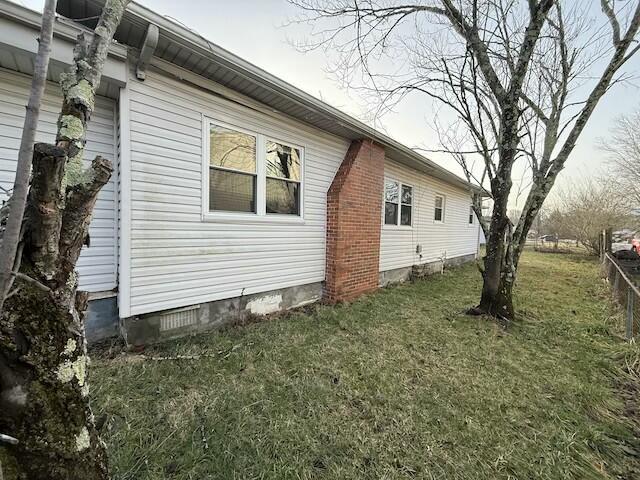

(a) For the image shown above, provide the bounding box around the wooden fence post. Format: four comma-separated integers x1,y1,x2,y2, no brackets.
627,287,635,340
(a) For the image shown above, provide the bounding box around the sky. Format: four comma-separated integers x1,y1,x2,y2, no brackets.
14,0,640,207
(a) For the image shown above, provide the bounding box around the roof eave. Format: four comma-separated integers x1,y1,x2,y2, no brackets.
56,0,484,194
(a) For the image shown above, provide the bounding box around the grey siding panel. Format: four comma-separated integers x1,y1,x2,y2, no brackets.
0,68,118,292
126,70,350,316
380,158,480,272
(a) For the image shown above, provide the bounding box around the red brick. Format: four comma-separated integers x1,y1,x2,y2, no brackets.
324,139,384,303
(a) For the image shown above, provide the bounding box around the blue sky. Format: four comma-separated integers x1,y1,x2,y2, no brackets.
14,0,640,206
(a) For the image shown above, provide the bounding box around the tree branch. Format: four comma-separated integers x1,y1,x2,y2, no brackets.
601,0,621,45
58,156,113,273
25,143,67,279
0,0,56,315
10,272,51,293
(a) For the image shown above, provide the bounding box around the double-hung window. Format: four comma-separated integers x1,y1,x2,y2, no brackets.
469,205,475,224
384,179,412,226
208,124,257,213
206,119,303,218
434,194,445,222
266,140,301,215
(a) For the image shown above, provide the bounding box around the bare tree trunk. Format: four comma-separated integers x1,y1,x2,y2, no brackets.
477,162,516,319
0,1,128,478
0,0,57,317
479,242,515,319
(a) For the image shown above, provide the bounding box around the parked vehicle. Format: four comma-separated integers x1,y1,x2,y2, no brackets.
538,234,558,243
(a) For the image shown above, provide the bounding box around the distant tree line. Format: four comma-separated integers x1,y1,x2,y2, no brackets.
529,110,640,255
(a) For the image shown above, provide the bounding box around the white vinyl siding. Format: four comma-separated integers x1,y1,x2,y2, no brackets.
125,69,349,316
0,68,117,292
380,158,479,272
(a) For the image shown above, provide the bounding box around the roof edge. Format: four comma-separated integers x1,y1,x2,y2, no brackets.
0,0,127,58
56,0,485,194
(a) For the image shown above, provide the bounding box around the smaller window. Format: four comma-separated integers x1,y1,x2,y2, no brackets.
469,205,474,224
434,195,445,222
400,185,413,226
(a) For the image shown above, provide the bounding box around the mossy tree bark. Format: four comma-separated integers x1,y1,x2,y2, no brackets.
0,1,128,478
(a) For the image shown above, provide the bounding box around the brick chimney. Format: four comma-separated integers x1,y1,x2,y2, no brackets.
325,139,385,302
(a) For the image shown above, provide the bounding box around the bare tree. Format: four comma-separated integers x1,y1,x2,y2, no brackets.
289,0,640,319
0,1,128,478
553,178,632,254
539,207,570,240
601,107,640,207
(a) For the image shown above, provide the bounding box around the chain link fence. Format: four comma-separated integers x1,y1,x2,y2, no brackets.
602,251,640,341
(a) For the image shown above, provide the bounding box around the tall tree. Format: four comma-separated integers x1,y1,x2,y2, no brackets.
600,107,640,207
289,0,640,319
0,1,128,478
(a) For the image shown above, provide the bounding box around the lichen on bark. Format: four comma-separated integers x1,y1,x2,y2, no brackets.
0,1,129,478
55,353,87,386
75,427,91,452
66,79,95,110
58,115,85,142
65,151,87,186
63,338,77,355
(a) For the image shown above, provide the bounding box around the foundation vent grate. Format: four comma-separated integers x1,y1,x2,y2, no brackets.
159,305,200,332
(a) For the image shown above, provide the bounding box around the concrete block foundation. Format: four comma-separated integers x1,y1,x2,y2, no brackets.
85,296,119,343
121,282,323,347
379,253,477,287
120,254,477,346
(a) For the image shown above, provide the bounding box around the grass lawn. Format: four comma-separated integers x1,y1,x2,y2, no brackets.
92,251,640,479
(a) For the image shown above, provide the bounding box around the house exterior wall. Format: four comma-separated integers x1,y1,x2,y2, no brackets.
380,157,480,273
325,139,384,302
0,67,118,292
121,68,350,317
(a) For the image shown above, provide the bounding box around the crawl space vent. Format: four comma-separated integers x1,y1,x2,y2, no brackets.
159,305,200,332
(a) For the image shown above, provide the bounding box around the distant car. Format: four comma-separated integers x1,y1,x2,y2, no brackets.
614,247,640,260
538,234,557,243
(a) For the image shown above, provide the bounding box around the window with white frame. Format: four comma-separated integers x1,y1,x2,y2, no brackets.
206,120,303,217
384,179,412,226
208,124,257,213
265,140,301,215
469,205,475,224
434,194,445,222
